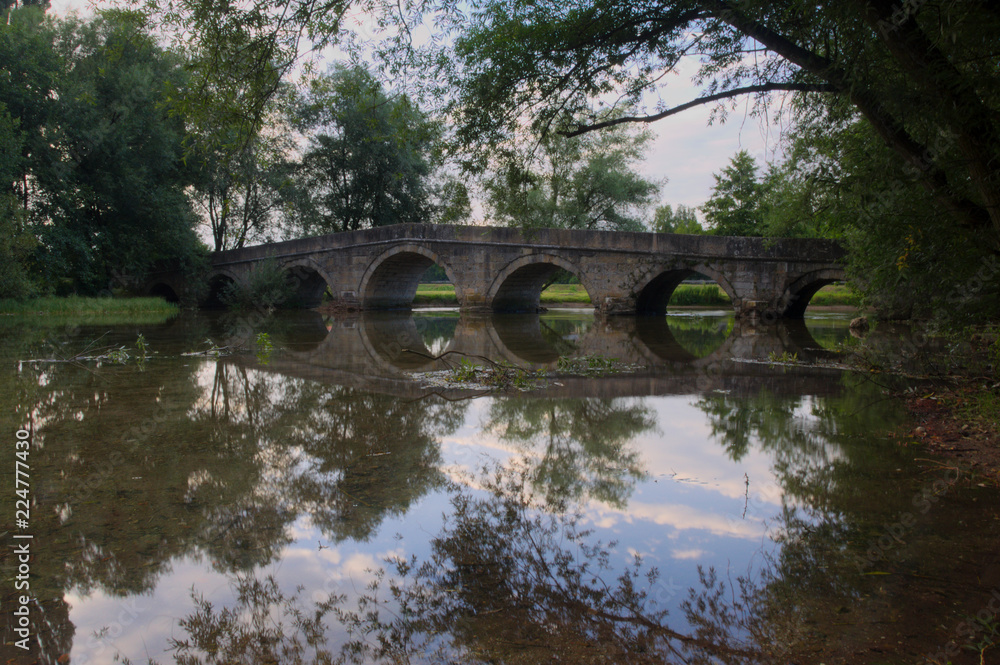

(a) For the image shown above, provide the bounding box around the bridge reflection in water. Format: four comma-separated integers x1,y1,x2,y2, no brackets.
223,309,847,400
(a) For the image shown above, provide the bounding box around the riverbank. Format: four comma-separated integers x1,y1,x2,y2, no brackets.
903,382,1000,485
862,324,1000,484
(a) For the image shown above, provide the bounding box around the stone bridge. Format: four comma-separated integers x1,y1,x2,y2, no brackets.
148,223,846,321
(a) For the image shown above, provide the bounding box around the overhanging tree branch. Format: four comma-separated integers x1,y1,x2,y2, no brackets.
560,82,835,137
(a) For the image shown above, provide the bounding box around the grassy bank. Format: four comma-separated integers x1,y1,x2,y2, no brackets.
0,296,179,325
414,282,860,308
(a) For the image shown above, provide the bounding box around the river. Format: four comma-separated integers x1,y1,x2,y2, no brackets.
1,307,998,664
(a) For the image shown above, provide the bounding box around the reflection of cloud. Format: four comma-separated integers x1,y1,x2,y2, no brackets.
671,548,709,560
66,557,235,665
586,499,767,540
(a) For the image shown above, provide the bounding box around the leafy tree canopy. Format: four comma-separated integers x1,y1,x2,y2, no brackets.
1,8,206,297
651,203,703,235
484,121,660,232
701,150,765,236
281,64,439,234
444,0,1000,244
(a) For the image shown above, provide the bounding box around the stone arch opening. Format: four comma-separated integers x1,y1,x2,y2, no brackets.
361,246,458,310
489,255,592,313
781,268,847,319
282,263,331,309
203,273,236,309
635,267,734,315
148,282,180,303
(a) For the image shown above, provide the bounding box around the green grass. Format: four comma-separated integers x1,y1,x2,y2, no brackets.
0,296,179,325
414,283,594,306
412,282,861,308
668,284,731,306
537,284,593,304
413,284,461,305
808,284,861,307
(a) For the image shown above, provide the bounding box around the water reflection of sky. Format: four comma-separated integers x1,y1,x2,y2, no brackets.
64,384,839,664
2,310,909,663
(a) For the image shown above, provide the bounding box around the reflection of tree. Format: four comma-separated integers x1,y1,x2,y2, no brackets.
185,361,468,545
156,372,940,665
481,397,654,508
693,374,919,637
695,389,801,462
253,378,467,542
166,470,768,665
666,314,734,358
0,329,465,660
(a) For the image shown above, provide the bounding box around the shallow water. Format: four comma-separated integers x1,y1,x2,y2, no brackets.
1,308,997,664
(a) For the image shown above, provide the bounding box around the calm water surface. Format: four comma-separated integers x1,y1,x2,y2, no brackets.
1,308,995,664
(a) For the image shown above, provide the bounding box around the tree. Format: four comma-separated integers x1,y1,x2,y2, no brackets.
191,103,295,251
27,11,203,295
652,203,703,234
701,150,765,236
760,101,1000,322
0,103,38,298
136,0,1000,238
484,122,660,231
283,65,438,235
0,6,60,297
445,1,1000,240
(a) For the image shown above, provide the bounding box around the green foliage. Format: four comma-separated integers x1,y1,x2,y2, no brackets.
190,95,295,251
0,295,178,316
0,8,58,297
220,259,296,311
554,355,628,375
1,9,205,296
769,105,1000,323
808,284,859,307
651,203,703,234
766,350,799,364
447,358,541,391
254,331,273,364
134,333,148,359
449,357,479,382
701,150,766,237
432,177,472,225
484,121,659,231
283,65,438,235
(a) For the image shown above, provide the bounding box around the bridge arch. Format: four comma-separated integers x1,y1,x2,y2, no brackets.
360,244,460,310
148,281,180,303
280,258,333,308
781,267,847,318
488,254,594,313
202,269,242,309
634,264,736,315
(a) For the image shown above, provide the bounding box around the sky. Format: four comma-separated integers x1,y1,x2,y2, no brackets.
47,0,784,218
